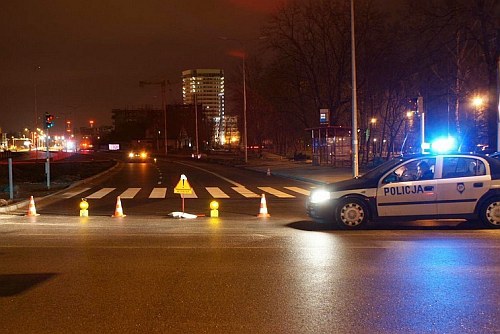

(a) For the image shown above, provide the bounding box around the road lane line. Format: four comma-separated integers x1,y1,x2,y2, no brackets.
232,187,260,198
206,187,230,198
258,187,295,198
86,188,116,199
120,188,141,199
284,186,310,196
174,161,244,187
149,188,167,198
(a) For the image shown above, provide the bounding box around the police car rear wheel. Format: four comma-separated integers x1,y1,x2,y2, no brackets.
335,198,368,229
480,198,500,228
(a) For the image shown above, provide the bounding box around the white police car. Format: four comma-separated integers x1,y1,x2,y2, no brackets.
306,153,500,229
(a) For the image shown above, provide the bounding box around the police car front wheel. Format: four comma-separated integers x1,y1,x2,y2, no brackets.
479,198,500,229
335,198,369,229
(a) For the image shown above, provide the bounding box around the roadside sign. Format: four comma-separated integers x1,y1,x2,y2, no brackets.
174,174,193,195
320,108,329,125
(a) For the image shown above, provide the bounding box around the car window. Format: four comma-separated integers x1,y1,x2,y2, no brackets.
360,157,404,180
442,157,486,178
382,158,436,183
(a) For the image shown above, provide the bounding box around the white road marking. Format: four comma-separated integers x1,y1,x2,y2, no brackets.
61,187,91,199
86,188,116,199
258,187,295,198
174,161,244,187
65,186,305,200
232,187,260,198
206,187,230,198
149,188,167,198
120,188,141,199
284,186,310,196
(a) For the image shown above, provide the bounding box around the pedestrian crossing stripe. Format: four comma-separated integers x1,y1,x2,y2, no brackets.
206,187,230,198
232,187,260,198
284,186,310,196
258,187,295,198
81,186,311,200
86,188,116,199
61,187,91,199
120,188,141,199
149,188,167,199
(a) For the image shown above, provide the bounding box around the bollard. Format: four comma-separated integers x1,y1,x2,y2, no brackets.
210,200,219,218
79,198,89,217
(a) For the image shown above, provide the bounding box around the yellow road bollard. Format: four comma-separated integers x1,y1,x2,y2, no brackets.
210,200,219,218
79,198,89,217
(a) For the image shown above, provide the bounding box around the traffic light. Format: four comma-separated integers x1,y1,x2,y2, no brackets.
45,113,54,129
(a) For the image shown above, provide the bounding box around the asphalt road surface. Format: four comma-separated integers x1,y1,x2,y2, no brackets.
0,214,498,333
31,157,314,218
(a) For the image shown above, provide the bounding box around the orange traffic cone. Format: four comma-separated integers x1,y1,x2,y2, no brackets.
112,196,126,217
257,194,270,218
26,196,39,216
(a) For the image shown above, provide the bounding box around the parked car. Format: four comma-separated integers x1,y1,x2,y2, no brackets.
307,153,500,229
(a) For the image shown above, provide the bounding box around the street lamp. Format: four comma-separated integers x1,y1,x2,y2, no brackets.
242,54,248,163
194,93,199,157
472,96,485,109
219,36,267,163
471,95,486,146
140,80,168,156
350,0,359,177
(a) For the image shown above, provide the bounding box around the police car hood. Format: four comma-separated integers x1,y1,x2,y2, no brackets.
325,176,378,192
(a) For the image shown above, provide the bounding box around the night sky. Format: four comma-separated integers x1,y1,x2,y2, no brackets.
0,0,285,133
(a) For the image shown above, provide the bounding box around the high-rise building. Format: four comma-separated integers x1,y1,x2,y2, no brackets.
182,69,225,147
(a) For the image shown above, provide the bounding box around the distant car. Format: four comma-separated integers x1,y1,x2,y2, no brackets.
127,150,149,162
306,153,500,229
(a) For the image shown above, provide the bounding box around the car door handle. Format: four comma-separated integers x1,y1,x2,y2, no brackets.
473,182,483,188
424,186,434,191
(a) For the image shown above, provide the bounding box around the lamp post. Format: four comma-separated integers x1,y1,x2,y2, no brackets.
140,80,168,156
350,0,359,177
220,36,267,164
370,118,376,157
194,93,199,157
472,95,485,148
34,65,41,160
242,54,248,163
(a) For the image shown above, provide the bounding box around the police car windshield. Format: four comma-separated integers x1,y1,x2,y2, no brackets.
360,158,404,180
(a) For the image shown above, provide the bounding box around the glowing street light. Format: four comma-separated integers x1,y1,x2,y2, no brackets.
472,96,485,108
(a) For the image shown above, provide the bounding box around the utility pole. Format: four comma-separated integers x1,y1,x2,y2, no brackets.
497,53,500,151
350,0,359,177
242,55,248,163
194,94,199,157
139,80,168,156
418,95,425,152
34,65,40,161
219,36,267,163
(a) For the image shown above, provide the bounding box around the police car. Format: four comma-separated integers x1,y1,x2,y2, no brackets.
306,153,500,229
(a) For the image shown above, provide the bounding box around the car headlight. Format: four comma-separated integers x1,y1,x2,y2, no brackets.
310,189,331,204
128,152,134,158
140,152,147,159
